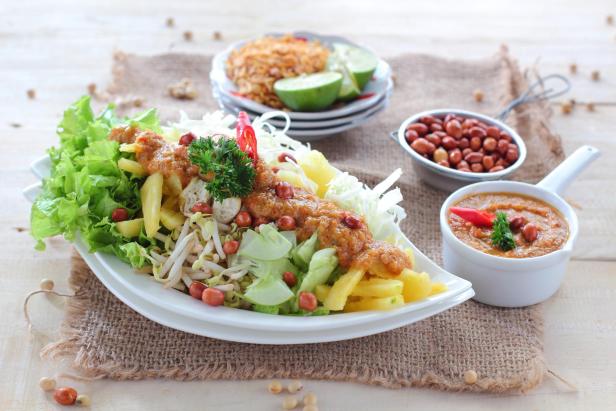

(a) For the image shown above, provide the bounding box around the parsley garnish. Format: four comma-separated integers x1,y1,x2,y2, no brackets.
188,136,256,201
491,212,516,251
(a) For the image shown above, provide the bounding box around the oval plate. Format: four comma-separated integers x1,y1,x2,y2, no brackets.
26,157,474,343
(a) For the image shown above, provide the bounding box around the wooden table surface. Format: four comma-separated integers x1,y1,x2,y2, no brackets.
1,0,615,410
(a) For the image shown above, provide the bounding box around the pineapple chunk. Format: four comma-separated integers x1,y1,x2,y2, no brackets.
344,295,405,312
323,267,364,311
400,269,432,303
350,278,404,298
315,284,331,303
140,172,163,238
118,158,146,177
298,150,336,198
115,218,144,238
160,207,185,230
276,169,318,193
430,282,448,296
368,260,398,279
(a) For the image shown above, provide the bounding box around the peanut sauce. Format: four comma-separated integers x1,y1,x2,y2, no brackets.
449,192,569,258
109,126,199,186
244,161,412,273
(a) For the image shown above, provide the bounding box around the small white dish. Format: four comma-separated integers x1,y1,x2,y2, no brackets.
210,31,392,121
394,109,528,192
439,145,599,307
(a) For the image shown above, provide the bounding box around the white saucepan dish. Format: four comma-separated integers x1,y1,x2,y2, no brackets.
439,145,600,307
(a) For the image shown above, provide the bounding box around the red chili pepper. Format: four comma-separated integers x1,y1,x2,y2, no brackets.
236,111,258,164
357,92,375,100
450,207,496,227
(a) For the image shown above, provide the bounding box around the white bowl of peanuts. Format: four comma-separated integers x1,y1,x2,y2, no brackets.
394,109,527,192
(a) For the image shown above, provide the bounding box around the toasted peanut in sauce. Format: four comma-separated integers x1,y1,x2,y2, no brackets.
448,192,569,258
245,161,412,272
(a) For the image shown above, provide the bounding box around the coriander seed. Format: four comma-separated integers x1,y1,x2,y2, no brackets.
76,394,91,406
473,89,484,102
464,369,478,384
183,31,193,41
282,396,298,410
569,63,577,74
591,70,600,81
586,102,595,112
166,17,175,27
288,380,303,394
268,380,283,394
40,278,54,291
213,31,222,41
39,377,56,391
27,89,36,99
561,101,573,115
303,392,317,405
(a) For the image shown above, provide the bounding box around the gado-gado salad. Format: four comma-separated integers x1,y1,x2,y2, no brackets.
225,35,378,111
31,96,445,316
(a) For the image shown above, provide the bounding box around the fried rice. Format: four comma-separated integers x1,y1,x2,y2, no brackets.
225,35,330,108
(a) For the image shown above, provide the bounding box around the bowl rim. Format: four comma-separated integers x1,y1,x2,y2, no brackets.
396,108,528,181
439,180,579,268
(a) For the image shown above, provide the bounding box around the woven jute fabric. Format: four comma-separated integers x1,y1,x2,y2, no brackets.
42,49,565,393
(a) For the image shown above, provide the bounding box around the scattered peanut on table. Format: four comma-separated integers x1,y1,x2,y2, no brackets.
464,370,478,384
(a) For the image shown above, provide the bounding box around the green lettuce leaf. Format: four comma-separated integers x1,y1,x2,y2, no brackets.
30,96,161,267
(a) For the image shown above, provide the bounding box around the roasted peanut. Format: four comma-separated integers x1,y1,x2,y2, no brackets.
433,147,448,163
486,126,500,138
408,123,429,136
470,137,482,151
405,129,419,143
469,127,487,139
441,136,458,150
505,147,519,163
464,152,483,164
470,163,484,172
462,148,472,157
522,223,538,242
456,160,470,170
449,149,462,165
483,137,497,152
509,215,527,231
459,137,470,149
497,139,510,155
489,165,505,172
430,123,443,132
425,133,442,146
411,138,436,155
445,120,463,138
482,155,495,170
437,160,450,168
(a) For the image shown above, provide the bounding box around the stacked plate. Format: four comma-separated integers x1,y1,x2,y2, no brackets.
25,157,474,345
210,31,393,142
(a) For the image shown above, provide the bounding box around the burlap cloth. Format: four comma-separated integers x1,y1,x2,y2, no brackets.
42,49,565,393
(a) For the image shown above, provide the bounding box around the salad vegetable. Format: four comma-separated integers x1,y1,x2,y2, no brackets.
31,96,447,316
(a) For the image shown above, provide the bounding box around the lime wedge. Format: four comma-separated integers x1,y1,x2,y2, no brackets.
274,72,343,112
326,55,360,102
333,43,378,90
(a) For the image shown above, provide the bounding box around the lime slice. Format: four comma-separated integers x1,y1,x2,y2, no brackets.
326,55,360,102
333,43,378,90
274,72,343,112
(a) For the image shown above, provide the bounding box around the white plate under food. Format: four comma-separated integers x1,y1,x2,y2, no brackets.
72,234,474,344
216,92,390,142
212,81,392,130
25,157,473,343
210,31,392,121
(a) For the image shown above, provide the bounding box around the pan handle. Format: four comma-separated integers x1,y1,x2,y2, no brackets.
537,145,600,195
389,131,400,142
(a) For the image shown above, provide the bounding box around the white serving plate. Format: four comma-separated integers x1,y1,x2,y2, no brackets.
210,31,392,121
72,234,474,344
216,94,390,141
213,80,392,130
25,156,474,343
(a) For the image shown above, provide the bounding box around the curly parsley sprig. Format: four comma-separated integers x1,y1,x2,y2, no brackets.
188,136,256,201
491,212,516,251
